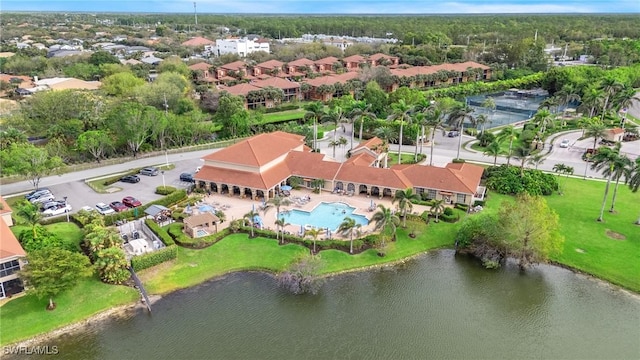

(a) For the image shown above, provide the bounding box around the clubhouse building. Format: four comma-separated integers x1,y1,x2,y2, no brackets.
194,132,486,206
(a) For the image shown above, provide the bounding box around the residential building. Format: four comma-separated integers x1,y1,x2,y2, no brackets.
284,58,315,77
368,53,400,67
604,128,625,142
314,56,340,73
212,37,270,57
253,60,284,77
214,61,249,84
342,54,368,71
188,62,214,83
194,132,485,205
0,196,26,299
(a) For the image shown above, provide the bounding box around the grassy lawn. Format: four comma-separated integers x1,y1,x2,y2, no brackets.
0,276,138,346
143,219,458,294
259,109,305,124
10,222,84,251
387,152,423,165
485,177,640,292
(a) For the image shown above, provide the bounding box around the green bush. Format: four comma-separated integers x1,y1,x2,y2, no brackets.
144,219,175,246
454,203,469,212
443,207,454,216
484,165,558,196
316,131,324,139
240,226,377,253
156,186,177,195
131,245,178,272
452,158,465,163
440,212,460,223
472,200,485,207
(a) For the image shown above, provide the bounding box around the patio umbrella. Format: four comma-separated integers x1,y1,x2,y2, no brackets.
281,185,292,191
252,203,255,212
370,199,374,208
300,224,304,236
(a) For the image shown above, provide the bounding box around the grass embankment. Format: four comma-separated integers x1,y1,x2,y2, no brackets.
144,220,458,294
259,109,305,124
486,177,640,292
0,277,138,346
10,223,84,251
387,152,424,165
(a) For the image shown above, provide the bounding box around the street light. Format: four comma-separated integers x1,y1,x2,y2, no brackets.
165,149,169,166
161,170,166,189
63,196,70,222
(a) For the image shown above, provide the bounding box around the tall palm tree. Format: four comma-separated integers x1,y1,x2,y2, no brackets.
243,209,260,238
392,188,419,227
483,140,502,166
16,201,43,240
527,153,545,170
412,112,427,162
304,101,325,151
348,100,375,146
607,152,632,213
339,136,348,158
274,218,289,244
321,106,347,157
304,227,323,254
371,204,400,244
627,157,640,224
475,114,490,134
612,86,640,127
448,104,475,160
579,85,604,118
584,120,607,151
338,217,358,254
599,78,623,122
556,84,581,108
481,96,496,129
267,195,292,218
512,145,532,176
552,163,574,195
430,199,446,223
590,143,621,222
497,125,518,166
532,109,554,136
424,102,447,166
387,99,413,164
374,126,397,147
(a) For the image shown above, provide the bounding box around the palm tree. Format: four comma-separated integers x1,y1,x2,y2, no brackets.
412,112,427,162
424,102,447,166
371,204,400,244
590,143,621,222
387,99,413,164
274,218,289,244
321,106,347,157
475,114,489,134
512,145,532,176
304,101,325,151
328,139,341,158
267,195,292,218
607,152,632,213
430,199,446,223
527,153,545,170
483,140,502,166
392,188,419,227
348,100,375,147
556,84,581,108
16,201,43,240
338,217,358,254
448,104,475,160
552,163,574,195
599,78,623,122
338,136,348,158
532,109,554,136
497,125,518,166
627,157,640,224
243,209,260,238
579,85,604,118
584,120,607,151
374,126,397,147
304,227,323,254
481,96,496,130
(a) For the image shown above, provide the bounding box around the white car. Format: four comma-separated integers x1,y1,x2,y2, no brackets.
95,202,116,215
559,139,570,148
42,204,72,217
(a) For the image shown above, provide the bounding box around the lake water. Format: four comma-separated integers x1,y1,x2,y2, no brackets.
16,251,640,360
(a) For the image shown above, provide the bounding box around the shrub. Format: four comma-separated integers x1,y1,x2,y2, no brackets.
472,200,485,207
443,207,454,216
484,165,558,196
316,131,324,139
454,203,469,212
131,245,178,272
452,158,465,163
156,186,177,195
144,219,175,246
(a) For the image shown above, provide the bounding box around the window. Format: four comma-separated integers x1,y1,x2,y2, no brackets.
0,260,20,278
456,194,466,204
427,189,436,200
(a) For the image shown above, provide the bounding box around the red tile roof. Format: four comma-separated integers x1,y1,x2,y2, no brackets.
182,37,214,47
287,58,315,67
221,83,262,96
608,128,625,135
345,152,377,167
352,137,383,152
315,56,340,65
251,77,300,90
304,72,359,87
285,151,342,180
219,61,247,71
202,132,305,168
397,162,484,195
188,62,211,71
0,196,12,217
0,218,25,259
255,59,284,69
336,163,413,189
195,162,291,190
369,53,398,61
343,55,366,63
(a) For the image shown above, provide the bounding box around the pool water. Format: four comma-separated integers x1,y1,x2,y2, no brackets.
196,229,209,237
279,202,369,232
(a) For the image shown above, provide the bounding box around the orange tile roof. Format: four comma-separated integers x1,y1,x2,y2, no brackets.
287,58,315,67
251,77,300,90
0,196,12,217
446,162,485,194
195,162,291,190
607,128,625,134
315,56,340,65
255,59,284,69
344,152,377,166
336,163,413,189
369,53,397,61
181,37,214,47
189,62,211,71
304,72,358,87
343,54,366,63
221,83,262,96
352,137,383,152
202,132,305,168
285,151,342,180
398,162,483,194
0,218,25,259
220,61,247,71
184,212,219,227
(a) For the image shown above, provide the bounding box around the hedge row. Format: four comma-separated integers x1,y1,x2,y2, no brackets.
103,190,187,226
165,222,231,248
144,219,175,246
131,245,178,272
156,186,177,195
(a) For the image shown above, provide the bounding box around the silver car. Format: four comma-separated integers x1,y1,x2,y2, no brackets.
559,139,570,148
139,167,159,176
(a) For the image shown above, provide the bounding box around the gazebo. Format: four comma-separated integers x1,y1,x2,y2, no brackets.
184,212,220,238
145,205,172,226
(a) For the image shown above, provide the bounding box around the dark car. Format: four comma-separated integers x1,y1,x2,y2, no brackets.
447,131,460,137
121,175,141,183
109,201,129,212
139,167,159,176
122,196,142,208
180,172,195,182
25,188,51,200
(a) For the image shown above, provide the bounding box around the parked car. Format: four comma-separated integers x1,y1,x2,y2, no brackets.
122,196,142,208
42,200,66,211
110,201,128,212
121,175,141,183
447,131,460,137
30,193,55,204
95,202,116,215
25,188,51,201
559,139,570,148
80,205,96,213
180,172,195,182
139,167,159,176
42,204,72,217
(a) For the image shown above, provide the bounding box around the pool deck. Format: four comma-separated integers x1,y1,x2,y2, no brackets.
195,189,432,240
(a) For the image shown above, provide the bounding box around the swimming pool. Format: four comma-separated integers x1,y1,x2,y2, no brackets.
279,202,369,232
196,229,209,237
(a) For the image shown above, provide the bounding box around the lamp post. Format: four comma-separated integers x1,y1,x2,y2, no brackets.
63,196,70,222
165,149,169,166
161,170,166,189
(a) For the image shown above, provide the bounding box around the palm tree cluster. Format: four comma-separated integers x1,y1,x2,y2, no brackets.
589,143,636,222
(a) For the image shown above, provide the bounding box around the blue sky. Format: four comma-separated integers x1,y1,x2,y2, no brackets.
2,0,639,14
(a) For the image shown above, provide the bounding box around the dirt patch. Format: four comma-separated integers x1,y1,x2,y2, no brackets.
575,248,586,253
606,229,626,241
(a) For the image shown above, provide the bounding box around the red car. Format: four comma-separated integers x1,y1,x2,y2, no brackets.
110,201,129,212
122,196,142,208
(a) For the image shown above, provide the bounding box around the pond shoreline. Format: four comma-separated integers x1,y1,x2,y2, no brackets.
6,250,639,347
